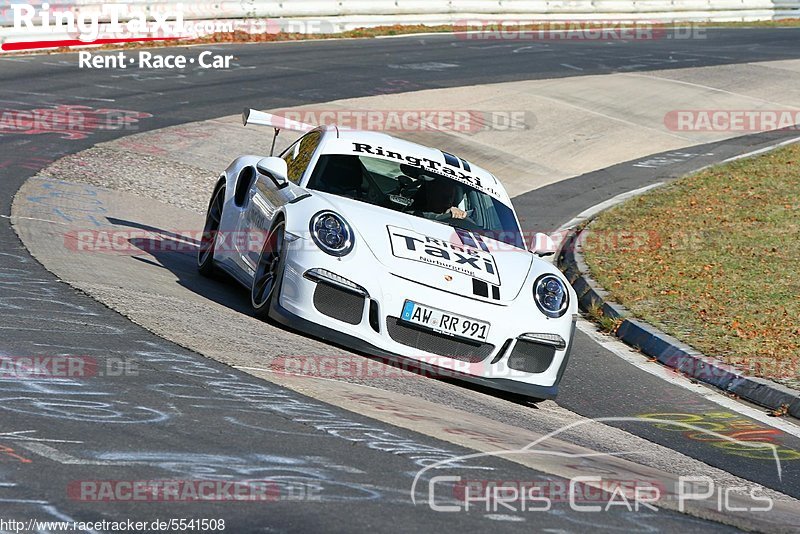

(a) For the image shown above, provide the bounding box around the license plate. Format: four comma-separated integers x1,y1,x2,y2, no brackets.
401,300,490,343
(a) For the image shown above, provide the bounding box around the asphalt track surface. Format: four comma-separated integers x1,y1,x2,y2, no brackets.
1,28,799,531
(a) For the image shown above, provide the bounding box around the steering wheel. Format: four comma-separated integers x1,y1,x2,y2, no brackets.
441,212,481,232
360,167,391,204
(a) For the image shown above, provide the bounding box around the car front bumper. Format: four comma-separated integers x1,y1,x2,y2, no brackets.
272,239,577,399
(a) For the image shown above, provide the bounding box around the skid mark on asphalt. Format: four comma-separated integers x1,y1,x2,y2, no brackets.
639,412,800,461
576,319,800,440
18,444,405,504
11,177,800,515
0,465,99,530
3,178,497,509
0,328,493,509
6,186,737,522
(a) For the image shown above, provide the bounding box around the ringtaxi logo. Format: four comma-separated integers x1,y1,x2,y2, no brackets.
4,1,238,60
11,2,185,42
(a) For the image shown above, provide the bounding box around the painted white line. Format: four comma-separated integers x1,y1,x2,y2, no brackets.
722,135,800,163
0,430,83,444
0,214,69,226
376,31,464,39
19,443,137,465
484,514,526,522
622,72,800,108
556,182,664,231
14,90,117,103
576,319,800,437
388,62,459,71
531,92,691,141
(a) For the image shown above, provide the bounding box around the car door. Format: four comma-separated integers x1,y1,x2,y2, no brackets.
235,130,323,276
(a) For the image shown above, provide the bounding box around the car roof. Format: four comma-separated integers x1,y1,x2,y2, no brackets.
317,128,512,205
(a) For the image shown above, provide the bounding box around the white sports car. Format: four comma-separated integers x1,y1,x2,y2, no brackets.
198,109,577,400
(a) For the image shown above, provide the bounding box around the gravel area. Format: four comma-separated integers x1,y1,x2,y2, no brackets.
40,145,217,214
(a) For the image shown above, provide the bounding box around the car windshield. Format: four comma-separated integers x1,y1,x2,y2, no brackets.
307,154,525,248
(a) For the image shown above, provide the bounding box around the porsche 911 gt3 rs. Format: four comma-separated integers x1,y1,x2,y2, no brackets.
198,108,578,400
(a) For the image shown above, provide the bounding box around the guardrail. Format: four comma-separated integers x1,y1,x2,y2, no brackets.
2,1,800,22
1,1,798,44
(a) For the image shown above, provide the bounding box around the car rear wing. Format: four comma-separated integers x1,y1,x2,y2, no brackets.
242,108,315,132
242,108,316,156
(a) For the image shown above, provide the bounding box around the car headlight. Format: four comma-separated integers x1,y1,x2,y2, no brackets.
534,274,569,318
310,211,354,257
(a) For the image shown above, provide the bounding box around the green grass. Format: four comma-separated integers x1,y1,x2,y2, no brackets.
582,143,800,387
587,304,623,334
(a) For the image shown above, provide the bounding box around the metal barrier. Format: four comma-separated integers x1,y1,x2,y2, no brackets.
1,0,799,43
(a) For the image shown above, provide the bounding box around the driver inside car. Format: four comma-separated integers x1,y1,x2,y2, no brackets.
411,176,468,221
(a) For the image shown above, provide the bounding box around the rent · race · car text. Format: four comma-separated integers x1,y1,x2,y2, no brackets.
78,51,234,69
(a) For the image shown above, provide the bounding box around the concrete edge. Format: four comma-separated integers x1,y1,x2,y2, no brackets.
556,206,800,422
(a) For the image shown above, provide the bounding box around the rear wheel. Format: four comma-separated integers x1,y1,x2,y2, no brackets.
198,184,225,277
251,220,286,319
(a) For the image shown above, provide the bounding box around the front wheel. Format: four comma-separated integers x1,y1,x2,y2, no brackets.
198,185,225,277
251,220,286,319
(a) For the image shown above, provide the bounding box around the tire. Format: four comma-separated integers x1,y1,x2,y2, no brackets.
198,184,225,277
251,219,286,319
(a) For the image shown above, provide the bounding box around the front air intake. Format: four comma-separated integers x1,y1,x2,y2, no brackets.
386,317,495,363
507,340,556,374
312,283,365,325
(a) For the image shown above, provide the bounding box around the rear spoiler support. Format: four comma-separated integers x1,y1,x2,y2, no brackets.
242,108,316,157
269,128,280,157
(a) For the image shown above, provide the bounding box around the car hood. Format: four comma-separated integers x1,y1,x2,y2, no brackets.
313,192,534,303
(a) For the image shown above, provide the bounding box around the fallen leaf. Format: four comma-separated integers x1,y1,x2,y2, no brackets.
769,404,790,417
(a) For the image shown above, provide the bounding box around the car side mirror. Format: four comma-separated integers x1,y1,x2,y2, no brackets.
531,232,557,257
256,157,289,189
